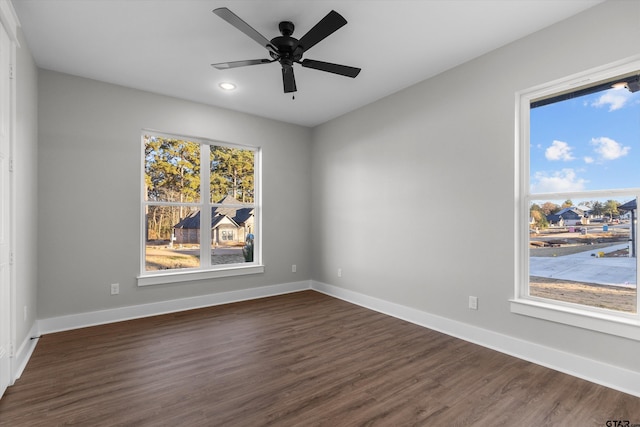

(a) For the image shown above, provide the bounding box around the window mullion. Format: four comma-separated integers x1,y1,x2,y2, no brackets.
200,144,211,268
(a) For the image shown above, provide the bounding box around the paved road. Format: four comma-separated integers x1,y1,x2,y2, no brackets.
530,243,636,288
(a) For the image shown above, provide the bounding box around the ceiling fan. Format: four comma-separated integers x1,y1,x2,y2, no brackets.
211,7,361,94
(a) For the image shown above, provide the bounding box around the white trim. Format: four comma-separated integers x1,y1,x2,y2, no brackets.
140,131,261,283
311,280,640,398
200,143,212,267
8,9,17,391
137,264,265,286
514,55,640,334
39,280,310,334
139,135,146,276
522,55,640,105
0,2,17,398
0,0,19,43
11,321,37,382
511,298,640,341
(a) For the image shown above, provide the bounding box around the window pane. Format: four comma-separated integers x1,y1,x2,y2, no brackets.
141,132,260,279
530,86,640,193
211,202,255,266
529,197,637,313
145,205,200,271
144,135,201,203
210,146,254,203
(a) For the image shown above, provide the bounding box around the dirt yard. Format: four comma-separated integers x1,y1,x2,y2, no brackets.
529,241,628,257
145,246,245,270
529,276,636,313
145,246,201,270
529,236,636,313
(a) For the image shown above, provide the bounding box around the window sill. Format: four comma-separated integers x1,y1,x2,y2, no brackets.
510,298,640,342
137,264,265,287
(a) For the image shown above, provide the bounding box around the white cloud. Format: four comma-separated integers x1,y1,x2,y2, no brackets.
583,156,594,164
531,168,587,193
591,90,631,111
590,136,630,160
545,140,574,161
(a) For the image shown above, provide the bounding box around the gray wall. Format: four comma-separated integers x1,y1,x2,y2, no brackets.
14,28,38,348
37,71,311,318
32,0,639,377
310,0,640,372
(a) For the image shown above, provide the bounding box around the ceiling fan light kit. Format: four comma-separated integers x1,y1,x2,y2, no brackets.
211,7,361,94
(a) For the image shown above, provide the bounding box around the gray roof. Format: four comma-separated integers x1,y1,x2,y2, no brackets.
618,199,637,211
174,195,253,229
546,207,584,223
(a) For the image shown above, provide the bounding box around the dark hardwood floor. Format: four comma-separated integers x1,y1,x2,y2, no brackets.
1,290,639,426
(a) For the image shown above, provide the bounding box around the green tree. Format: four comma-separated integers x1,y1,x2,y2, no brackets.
210,146,254,203
145,136,200,203
591,201,604,217
604,200,620,221
561,199,573,208
541,202,560,215
530,203,549,229
144,136,201,240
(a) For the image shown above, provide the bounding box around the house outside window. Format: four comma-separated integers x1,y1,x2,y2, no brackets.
139,132,262,286
513,58,640,341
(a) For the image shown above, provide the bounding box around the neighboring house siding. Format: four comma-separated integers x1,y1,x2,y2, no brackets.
174,196,254,246
546,208,586,226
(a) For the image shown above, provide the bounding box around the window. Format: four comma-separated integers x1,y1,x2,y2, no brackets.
138,132,262,286
513,58,640,340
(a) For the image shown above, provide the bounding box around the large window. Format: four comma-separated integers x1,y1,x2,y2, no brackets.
138,132,262,286
514,59,640,340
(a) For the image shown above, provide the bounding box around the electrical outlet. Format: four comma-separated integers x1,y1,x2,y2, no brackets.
469,296,478,310
110,283,120,295
292,264,297,273
338,268,342,278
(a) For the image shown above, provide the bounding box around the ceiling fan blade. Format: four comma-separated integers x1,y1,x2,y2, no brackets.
282,67,297,93
301,59,361,78
212,59,274,70
213,8,276,52
297,10,347,52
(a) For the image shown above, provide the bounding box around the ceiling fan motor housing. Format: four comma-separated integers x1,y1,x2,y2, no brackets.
270,21,303,64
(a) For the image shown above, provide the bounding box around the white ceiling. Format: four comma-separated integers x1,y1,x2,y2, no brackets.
13,0,604,127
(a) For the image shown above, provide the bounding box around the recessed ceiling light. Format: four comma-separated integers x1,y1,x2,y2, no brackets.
611,82,627,90
219,82,236,91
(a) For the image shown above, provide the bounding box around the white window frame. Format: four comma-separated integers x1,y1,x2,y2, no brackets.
137,131,263,286
512,56,640,341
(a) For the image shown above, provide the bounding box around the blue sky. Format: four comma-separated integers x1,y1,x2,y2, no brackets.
530,85,640,193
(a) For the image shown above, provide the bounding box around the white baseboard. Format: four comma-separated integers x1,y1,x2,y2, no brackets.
311,280,640,398
12,322,39,383
38,280,311,334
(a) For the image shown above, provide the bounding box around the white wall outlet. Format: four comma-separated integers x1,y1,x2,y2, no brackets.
469,296,478,310
110,283,120,295
337,268,342,278
292,264,297,273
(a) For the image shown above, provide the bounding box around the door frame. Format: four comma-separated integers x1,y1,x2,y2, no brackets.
0,0,19,397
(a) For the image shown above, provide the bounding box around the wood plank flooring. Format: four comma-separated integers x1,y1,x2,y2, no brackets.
1,290,639,426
